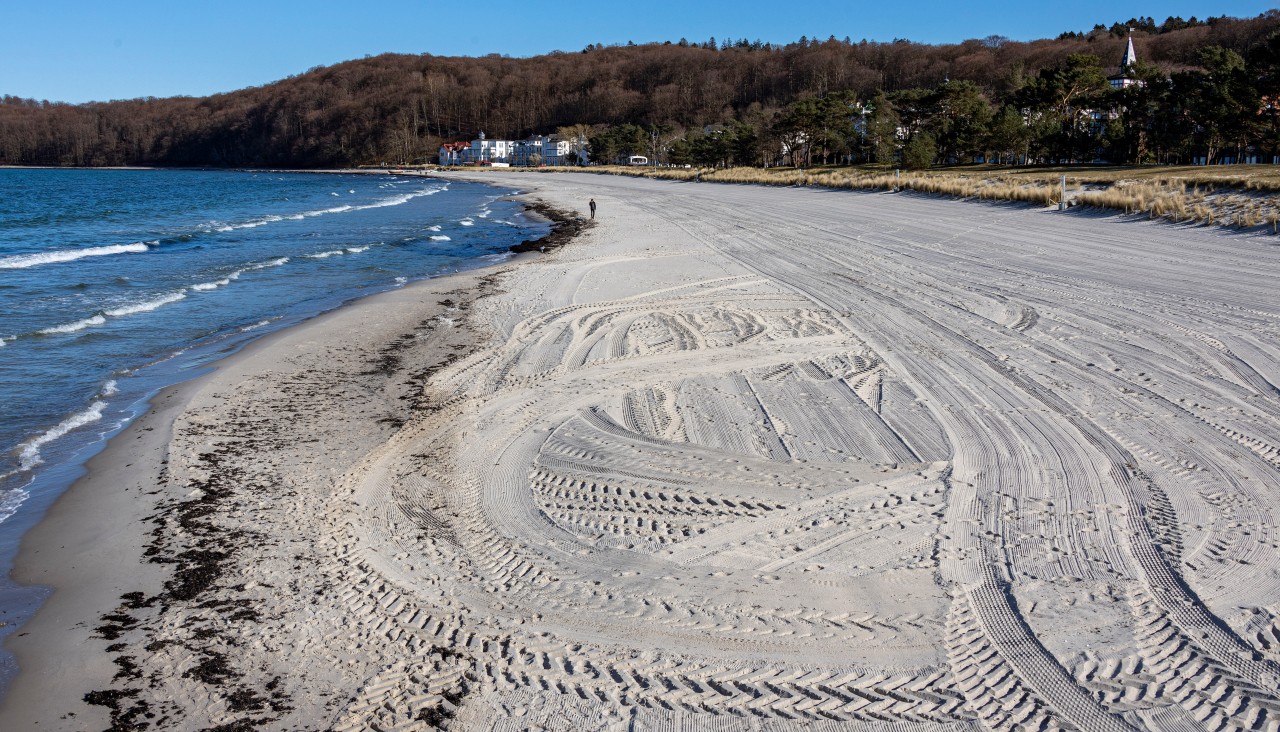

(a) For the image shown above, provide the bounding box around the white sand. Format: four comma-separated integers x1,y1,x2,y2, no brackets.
3,171,1279,730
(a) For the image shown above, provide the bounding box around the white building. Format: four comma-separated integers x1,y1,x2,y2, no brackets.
439,132,583,166
469,131,515,163
541,137,575,165
513,135,582,166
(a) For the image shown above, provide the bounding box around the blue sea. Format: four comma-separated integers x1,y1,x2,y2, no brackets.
0,169,542,681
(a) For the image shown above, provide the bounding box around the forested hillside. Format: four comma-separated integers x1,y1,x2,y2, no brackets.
1,12,1277,168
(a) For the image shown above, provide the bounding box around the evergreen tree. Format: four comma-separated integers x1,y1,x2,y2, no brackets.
927,80,992,163
863,91,900,164
772,99,819,166
1181,47,1251,162
1019,54,1108,162
1249,32,1280,160
986,106,1030,164
902,131,937,169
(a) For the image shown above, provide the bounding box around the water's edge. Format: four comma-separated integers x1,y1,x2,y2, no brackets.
0,172,551,697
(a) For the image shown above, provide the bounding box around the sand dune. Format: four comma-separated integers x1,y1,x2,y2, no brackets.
5,172,1279,730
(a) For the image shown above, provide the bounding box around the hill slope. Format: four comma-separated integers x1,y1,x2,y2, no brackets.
1,13,1276,167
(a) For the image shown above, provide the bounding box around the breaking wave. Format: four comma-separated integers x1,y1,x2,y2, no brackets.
241,320,273,332
39,291,188,334
17,399,109,471
0,242,151,270
104,291,187,317
39,314,107,335
192,273,238,291
211,186,447,232
246,257,290,270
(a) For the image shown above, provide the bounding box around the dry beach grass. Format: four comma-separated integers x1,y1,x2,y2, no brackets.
521,163,1280,232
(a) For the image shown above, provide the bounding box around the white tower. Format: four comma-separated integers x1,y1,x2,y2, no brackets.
1109,33,1144,89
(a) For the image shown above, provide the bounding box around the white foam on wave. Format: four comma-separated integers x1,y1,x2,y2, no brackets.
192,278,230,291
17,400,108,471
246,257,290,271
428,225,442,232
311,204,355,217
346,245,371,253
208,186,443,234
394,276,409,285
356,188,443,211
0,242,150,270
241,320,273,332
0,485,31,526
101,380,119,396
478,209,492,218
40,314,107,335
40,290,188,334
214,214,284,233
193,271,242,291
308,250,345,259
430,235,452,241
104,291,187,317
459,218,475,226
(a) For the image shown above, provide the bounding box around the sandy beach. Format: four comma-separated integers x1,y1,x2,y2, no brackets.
3,171,1279,730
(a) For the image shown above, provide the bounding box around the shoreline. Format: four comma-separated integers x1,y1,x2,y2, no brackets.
0,174,579,724
0,169,565,661
0,258,526,727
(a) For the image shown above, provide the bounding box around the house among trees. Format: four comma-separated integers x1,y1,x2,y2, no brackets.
512,135,578,166
437,141,469,166
1088,35,1147,139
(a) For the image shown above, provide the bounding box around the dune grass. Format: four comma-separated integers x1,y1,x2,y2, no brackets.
478,163,1280,233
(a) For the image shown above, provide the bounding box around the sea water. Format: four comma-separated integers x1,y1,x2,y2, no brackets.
0,169,544,685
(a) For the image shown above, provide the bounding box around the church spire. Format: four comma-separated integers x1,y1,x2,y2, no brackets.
1120,33,1137,71
1108,32,1145,89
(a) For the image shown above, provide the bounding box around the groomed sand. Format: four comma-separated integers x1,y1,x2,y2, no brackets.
3,172,1279,730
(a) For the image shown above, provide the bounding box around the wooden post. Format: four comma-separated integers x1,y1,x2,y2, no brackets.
1059,175,1067,210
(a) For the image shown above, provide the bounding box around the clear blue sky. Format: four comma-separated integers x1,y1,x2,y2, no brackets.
2,0,1275,103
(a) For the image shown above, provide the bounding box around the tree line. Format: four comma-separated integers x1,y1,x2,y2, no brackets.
592,35,1280,169
0,12,1276,168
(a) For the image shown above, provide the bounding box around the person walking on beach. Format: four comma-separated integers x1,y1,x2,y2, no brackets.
589,198,597,219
